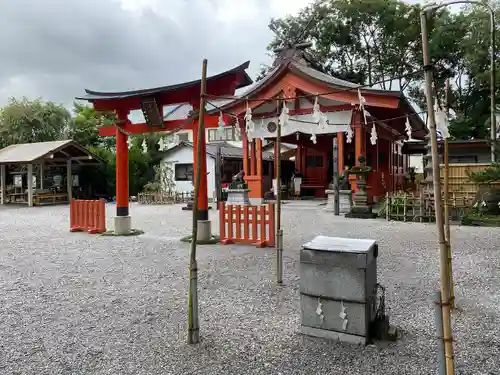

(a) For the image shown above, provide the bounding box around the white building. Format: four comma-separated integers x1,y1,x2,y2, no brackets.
160,141,273,199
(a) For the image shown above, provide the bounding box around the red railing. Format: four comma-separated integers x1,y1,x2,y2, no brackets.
70,199,106,234
219,202,275,248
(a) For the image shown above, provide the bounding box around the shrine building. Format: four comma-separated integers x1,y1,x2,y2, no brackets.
208,46,427,203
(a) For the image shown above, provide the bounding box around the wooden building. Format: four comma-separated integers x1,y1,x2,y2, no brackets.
211,46,427,202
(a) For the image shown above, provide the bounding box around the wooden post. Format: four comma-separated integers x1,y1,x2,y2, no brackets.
0,165,5,205
276,100,283,285
27,163,33,207
67,159,73,201
444,79,455,310
40,162,44,190
421,12,455,374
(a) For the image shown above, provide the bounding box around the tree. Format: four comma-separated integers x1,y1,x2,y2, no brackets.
69,102,116,149
263,0,500,140
0,97,71,148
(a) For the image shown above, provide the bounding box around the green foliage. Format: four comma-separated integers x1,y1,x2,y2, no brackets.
69,102,115,149
0,97,71,147
467,163,500,183
265,0,500,140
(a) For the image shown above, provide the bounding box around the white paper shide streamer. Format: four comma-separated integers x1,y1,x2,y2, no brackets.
405,115,412,140
158,137,166,151
370,123,378,145
358,89,370,124
218,111,226,136
244,104,255,135
141,139,148,154
126,137,132,150
345,125,353,144
312,96,327,130
434,103,450,139
279,103,290,127
310,132,317,144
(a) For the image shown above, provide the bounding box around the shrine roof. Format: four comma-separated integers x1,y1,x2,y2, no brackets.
76,61,253,101
208,60,404,114
0,140,103,166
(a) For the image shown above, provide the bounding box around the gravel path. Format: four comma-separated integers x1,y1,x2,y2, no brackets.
0,202,499,375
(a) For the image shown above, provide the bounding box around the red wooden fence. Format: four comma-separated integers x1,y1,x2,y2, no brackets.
70,199,106,234
219,203,275,248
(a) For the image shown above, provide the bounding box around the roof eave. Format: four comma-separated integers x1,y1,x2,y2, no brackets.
76,61,252,102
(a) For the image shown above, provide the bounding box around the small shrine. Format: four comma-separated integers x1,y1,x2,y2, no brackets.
206,43,427,203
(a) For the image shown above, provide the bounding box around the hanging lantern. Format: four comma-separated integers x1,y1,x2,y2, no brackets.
370,124,378,145
405,115,412,140
279,103,290,127
141,139,148,154
346,125,353,144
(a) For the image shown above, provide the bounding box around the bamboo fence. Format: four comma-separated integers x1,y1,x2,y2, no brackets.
137,191,193,204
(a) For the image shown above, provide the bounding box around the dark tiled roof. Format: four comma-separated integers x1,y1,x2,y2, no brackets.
76,61,253,101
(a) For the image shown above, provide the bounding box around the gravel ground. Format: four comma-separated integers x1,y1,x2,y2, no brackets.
0,202,499,375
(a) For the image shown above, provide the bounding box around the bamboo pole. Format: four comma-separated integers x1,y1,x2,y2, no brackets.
434,291,447,375
444,79,455,310
420,11,455,375
187,58,208,345
276,100,283,285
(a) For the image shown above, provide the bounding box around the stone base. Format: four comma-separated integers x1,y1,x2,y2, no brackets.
345,211,377,219
324,190,352,213
301,325,367,345
114,216,132,235
197,220,212,242
249,197,264,205
226,189,251,205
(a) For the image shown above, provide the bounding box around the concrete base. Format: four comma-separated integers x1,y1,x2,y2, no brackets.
114,216,132,235
301,325,366,345
249,197,264,205
345,208,377,219
197,220,212,242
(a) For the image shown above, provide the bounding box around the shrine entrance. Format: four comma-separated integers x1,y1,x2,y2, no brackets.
76,62,253,235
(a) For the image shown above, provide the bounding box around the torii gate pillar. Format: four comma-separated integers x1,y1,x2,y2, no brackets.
114,110,132,234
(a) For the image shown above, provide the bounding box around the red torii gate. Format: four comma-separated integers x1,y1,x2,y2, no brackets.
76,62,252,235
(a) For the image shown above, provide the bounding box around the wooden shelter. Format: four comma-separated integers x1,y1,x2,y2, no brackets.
76,62,253,234
0,140,101,206
210,47,427,202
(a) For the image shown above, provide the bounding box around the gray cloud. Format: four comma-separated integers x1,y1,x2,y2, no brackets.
0,0,287,108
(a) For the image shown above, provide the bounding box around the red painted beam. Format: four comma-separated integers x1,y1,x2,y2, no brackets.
98,115,223,136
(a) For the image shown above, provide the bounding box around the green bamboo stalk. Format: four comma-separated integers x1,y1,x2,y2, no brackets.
188,58,208,345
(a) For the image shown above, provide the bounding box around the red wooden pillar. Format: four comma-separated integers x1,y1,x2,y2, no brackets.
192,118,208,221
242,128,249,175
256,139,263,177
337,132,345,172
115,111,129,217
250,140,256,175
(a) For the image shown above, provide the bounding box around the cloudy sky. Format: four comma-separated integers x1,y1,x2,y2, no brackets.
0,0,424,109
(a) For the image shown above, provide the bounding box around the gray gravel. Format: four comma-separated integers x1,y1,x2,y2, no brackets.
0,201,499,375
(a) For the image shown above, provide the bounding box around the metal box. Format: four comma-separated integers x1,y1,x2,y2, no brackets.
300,235,378,345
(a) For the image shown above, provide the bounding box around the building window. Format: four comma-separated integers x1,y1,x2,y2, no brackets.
208,127,241,142
305,155,323,168
175,163,193,181
177,133,189,142
449,155,478,164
